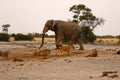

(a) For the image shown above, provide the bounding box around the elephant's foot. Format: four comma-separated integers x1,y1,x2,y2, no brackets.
56,44,62,49
55,48,58,50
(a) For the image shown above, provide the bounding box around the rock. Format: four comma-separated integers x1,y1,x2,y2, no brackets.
117,50,120,54
102,72,108,77
101,71,118,78
16,63,24,66
89,76,93,78
13,58,23,62
109,74,119,78
64,59,72,63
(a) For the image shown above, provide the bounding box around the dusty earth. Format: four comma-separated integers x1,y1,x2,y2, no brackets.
0,42,120,80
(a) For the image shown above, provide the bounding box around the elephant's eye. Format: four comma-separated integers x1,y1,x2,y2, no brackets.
49,26,52,29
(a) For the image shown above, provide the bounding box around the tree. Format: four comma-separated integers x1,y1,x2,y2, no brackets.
81,27,96,43
1,24,11,33
69,4,104,43
0,33,10,41
69,4,104,30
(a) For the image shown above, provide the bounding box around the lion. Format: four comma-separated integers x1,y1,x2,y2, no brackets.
33,49,38,56
58,45,74,55
33,49,50,59
37,49,50,56
86,49,98,57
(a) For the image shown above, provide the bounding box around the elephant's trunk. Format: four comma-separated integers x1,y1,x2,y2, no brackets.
39,33,45,49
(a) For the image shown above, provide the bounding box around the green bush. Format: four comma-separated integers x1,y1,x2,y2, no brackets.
0,33,10,41
14,33,33,41
81,26,96,43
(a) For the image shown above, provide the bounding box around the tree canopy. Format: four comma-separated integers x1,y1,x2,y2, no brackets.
69,4,105,43
69,4,104,31
1,24,11,33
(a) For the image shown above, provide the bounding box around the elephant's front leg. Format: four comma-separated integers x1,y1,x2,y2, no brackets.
69,41,74,46
55,34,63,49
78,39,84,50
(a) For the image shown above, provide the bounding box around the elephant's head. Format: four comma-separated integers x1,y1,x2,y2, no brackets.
42,20,55,34
39,20,56,49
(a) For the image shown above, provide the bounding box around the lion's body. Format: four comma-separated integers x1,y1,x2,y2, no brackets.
33,49,50,58
58,45,74,55
86,49,98,57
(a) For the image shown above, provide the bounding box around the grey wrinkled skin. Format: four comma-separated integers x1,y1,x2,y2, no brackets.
39,20,84,50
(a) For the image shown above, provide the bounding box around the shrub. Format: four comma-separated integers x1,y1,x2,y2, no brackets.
0,33,10,41
81,26,96,43
14,33,33,41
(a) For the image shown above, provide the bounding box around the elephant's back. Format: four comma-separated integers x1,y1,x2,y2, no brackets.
57,20,80,39
58,21,79,30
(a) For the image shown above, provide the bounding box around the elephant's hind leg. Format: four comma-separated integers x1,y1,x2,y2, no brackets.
78,39,84,50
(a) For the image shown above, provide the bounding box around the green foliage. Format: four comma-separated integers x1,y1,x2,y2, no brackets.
116,35,120,39
69,4,93,23
1,24,10,33
0,33,10,41
69,4,103,43
81,27,96,43
10,33,16,37
69,4,104,30
33,33,42,37
31,33,54,38
87,32,96,43
11,33,55,41
14,33,33,41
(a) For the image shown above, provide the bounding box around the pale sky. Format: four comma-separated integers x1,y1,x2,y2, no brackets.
0,0,120,36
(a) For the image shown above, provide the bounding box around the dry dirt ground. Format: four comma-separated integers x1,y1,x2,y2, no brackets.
0,43,120,80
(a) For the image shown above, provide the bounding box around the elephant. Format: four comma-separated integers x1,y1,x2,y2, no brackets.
39,20,84,50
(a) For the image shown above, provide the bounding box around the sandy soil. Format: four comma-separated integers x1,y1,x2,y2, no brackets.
0,43,120,80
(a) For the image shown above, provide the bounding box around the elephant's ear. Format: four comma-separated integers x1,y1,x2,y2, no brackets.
51,20,56,30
